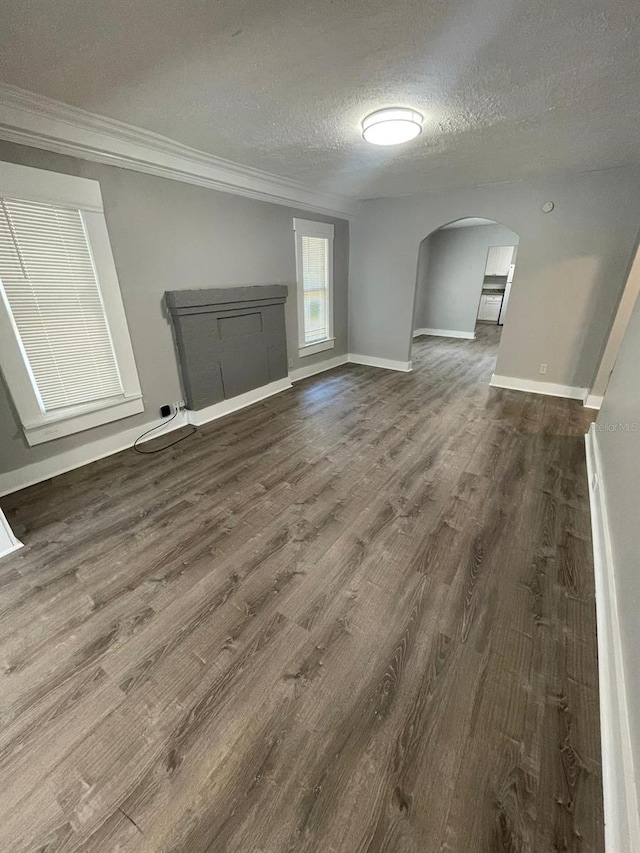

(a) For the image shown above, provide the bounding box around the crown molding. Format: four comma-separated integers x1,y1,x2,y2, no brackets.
0,84,357,218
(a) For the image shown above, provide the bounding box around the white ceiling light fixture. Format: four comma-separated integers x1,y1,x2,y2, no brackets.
362,107,423,146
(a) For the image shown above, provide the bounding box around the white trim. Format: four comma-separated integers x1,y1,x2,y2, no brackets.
290,354,349,382
186,378,292,427
292,352,412,380
490,373,588,401
141,409,190,439
0,84,356,219
585,426,640,853
22,396,144,445
0,159,103,211
413,327,476,340
0,540,23,559
0,410,188,497
81,210,143,397
293,218,335,239
298,338,335,358
0,508,23,560
584,394,604,410
349,353,412,372
0,164,143,445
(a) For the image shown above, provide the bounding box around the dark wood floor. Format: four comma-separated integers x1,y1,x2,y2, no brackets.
0,326,603,853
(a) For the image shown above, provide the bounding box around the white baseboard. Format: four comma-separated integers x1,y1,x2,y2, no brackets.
141,410,191,438
186,378,292,426
0,410,190,497
413,327,476,340
490,373,588,401
0,380,297,497
0,540,23,559
585,427,640,853
348,353,412,372
293,352,412,380
290,354,349,383
584,394,604,410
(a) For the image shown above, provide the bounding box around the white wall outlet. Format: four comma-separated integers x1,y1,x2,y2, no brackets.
174,399,186,412
538,363,548,375
288,358,293,368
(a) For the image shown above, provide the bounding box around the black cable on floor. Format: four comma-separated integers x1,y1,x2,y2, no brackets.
132,410,197,454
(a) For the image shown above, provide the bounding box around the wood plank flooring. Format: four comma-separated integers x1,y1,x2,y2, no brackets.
0,326,603,852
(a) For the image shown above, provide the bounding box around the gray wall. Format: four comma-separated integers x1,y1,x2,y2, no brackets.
0,141,349,475
350,167,640,387
590,239,640,399
413,223,519,336
595,292,640,825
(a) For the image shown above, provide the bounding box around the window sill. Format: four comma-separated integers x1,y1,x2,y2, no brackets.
298,338,335,358
23,395,144,446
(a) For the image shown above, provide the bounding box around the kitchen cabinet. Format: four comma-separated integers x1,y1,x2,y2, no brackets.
477,293,502,322
485,245,514,276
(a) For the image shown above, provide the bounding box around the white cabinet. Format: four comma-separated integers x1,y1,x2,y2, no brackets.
485,246,514,276
477,294,502,322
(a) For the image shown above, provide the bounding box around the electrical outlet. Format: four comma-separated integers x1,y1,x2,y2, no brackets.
288,358,293,368
538,363,548,375
174,399,186,412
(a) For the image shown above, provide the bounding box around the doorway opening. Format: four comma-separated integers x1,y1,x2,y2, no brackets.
411,217,520,371
477,244,518,327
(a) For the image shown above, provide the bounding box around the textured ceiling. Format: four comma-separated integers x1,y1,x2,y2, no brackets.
1,0,639,199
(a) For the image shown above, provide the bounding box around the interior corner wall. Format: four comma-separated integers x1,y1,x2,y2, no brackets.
0,141,349,479
595,292,640,836
413,223,519,336
590,237,640,399
349,167,640,383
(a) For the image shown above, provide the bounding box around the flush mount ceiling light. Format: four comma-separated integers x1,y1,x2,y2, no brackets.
362,107,423,146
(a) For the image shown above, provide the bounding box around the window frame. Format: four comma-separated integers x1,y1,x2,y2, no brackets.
293,217,335,358
0,161,143,446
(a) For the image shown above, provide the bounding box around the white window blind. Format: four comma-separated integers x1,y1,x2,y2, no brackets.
301,234,329,345
0,197,123,413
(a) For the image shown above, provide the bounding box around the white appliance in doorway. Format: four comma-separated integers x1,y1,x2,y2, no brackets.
498,263,516,325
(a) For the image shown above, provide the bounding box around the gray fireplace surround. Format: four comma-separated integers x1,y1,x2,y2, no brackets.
165,285,288,410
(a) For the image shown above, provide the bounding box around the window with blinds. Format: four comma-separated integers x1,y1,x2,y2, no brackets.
300,234,329,345
294,218,334,356
0,197,123,413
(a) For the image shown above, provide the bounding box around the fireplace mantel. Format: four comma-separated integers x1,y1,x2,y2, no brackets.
165,285,289,410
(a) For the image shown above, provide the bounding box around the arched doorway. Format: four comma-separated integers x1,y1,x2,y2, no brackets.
411,216,520,374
